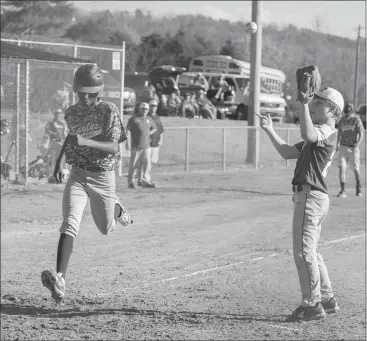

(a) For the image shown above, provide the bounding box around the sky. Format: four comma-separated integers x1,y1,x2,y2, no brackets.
73,1,366,40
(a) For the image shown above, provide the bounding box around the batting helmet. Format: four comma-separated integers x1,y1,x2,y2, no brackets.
73,64,104,93
314,87,344,113
344,102,354,114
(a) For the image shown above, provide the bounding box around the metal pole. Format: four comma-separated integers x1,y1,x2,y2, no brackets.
25,60,30,185
119,42,126,177
223,127,226,171
286,128,290,169
16,63,20,174
185,128,190,172
245,0,262,168
72,43,78,105
353,26,361,109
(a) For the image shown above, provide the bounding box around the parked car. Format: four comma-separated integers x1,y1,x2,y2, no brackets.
101,74,136,115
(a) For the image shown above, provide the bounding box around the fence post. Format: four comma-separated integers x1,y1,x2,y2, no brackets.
16,63,20,174
185,128,190,172
72,43,78,105
286,128,290,168
223,127,226,171
119,42,126,177
25,60,30,186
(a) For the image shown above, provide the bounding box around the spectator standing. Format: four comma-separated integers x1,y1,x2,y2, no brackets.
126,102,157,189
136,100,165,186
336,103,365,197
44,109,68,179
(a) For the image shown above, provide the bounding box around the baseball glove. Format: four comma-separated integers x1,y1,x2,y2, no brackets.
296,65,321,104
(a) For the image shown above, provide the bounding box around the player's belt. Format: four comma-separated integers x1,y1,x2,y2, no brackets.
292,184,313,193
341,143,355,148
74,163,103,172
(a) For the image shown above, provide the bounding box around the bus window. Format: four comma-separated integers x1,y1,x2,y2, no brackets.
224,77,236,90
191,68,203,72
236,77,250,92
206,60,228,68
193,59,204,66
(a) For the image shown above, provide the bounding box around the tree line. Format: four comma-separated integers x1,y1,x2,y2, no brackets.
1,1,366,108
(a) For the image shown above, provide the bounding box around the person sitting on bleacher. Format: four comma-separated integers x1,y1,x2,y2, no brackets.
197,89,216,120
166,91,181,117
181,93,196,118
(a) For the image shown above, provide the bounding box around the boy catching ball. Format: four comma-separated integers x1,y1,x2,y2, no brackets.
258,66,343,321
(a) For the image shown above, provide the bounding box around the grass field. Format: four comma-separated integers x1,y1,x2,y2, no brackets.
1,163,366,340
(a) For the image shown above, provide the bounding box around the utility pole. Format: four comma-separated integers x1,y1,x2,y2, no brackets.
245,0,262,167
353,25,361,109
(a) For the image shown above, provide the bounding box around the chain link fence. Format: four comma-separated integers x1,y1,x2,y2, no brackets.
1,38,126,183
1,58,83,183
153,126,366,173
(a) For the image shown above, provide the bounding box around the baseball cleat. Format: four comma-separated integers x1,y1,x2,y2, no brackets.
337,190,347,198
41,269,65,303
321,297,340,314
137,180,143,187
117,203,133,226
141,182,156,188
356,188,362,197
128,183,136,189
286,302,326,322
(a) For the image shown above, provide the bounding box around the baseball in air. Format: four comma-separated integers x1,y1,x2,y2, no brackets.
245,21,258,34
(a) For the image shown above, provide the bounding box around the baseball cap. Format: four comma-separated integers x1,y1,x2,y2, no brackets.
139,102,149,109
149,100,158,106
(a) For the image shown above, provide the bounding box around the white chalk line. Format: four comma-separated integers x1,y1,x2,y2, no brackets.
323,234,365,245
93,233,365,298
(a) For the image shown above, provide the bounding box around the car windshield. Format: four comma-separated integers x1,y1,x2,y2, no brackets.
125,74,148,89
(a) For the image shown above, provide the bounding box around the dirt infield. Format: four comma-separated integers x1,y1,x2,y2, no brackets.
1,165,366,340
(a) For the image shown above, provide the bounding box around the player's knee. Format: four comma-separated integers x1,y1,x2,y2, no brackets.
60,220,79,239
98,219,116,236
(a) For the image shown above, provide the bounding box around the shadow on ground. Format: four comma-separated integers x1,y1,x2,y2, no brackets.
1,303,292,324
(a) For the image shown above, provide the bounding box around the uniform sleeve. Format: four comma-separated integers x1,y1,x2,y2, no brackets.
104,104,127,143
160,118,164,133
294,141,304,152
356,117,365,133
314,124,336,147
126,116,133,131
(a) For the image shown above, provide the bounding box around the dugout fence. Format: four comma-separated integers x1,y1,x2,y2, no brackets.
1,38,126,184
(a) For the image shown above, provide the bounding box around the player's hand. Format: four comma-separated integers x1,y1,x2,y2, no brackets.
352,144,359,151
256,113,273,131
125,141,129,151
53,162,63,183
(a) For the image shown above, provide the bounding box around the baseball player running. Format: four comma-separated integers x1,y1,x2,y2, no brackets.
41,64,132,303
336,102,364,197
258,67,343,322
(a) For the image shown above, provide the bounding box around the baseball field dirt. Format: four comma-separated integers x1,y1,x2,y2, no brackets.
1,163,365,340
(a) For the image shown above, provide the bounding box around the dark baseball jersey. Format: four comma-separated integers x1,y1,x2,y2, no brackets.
126,115,157,149
292,125,337,194
64,99,127,171
338,113,364,147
